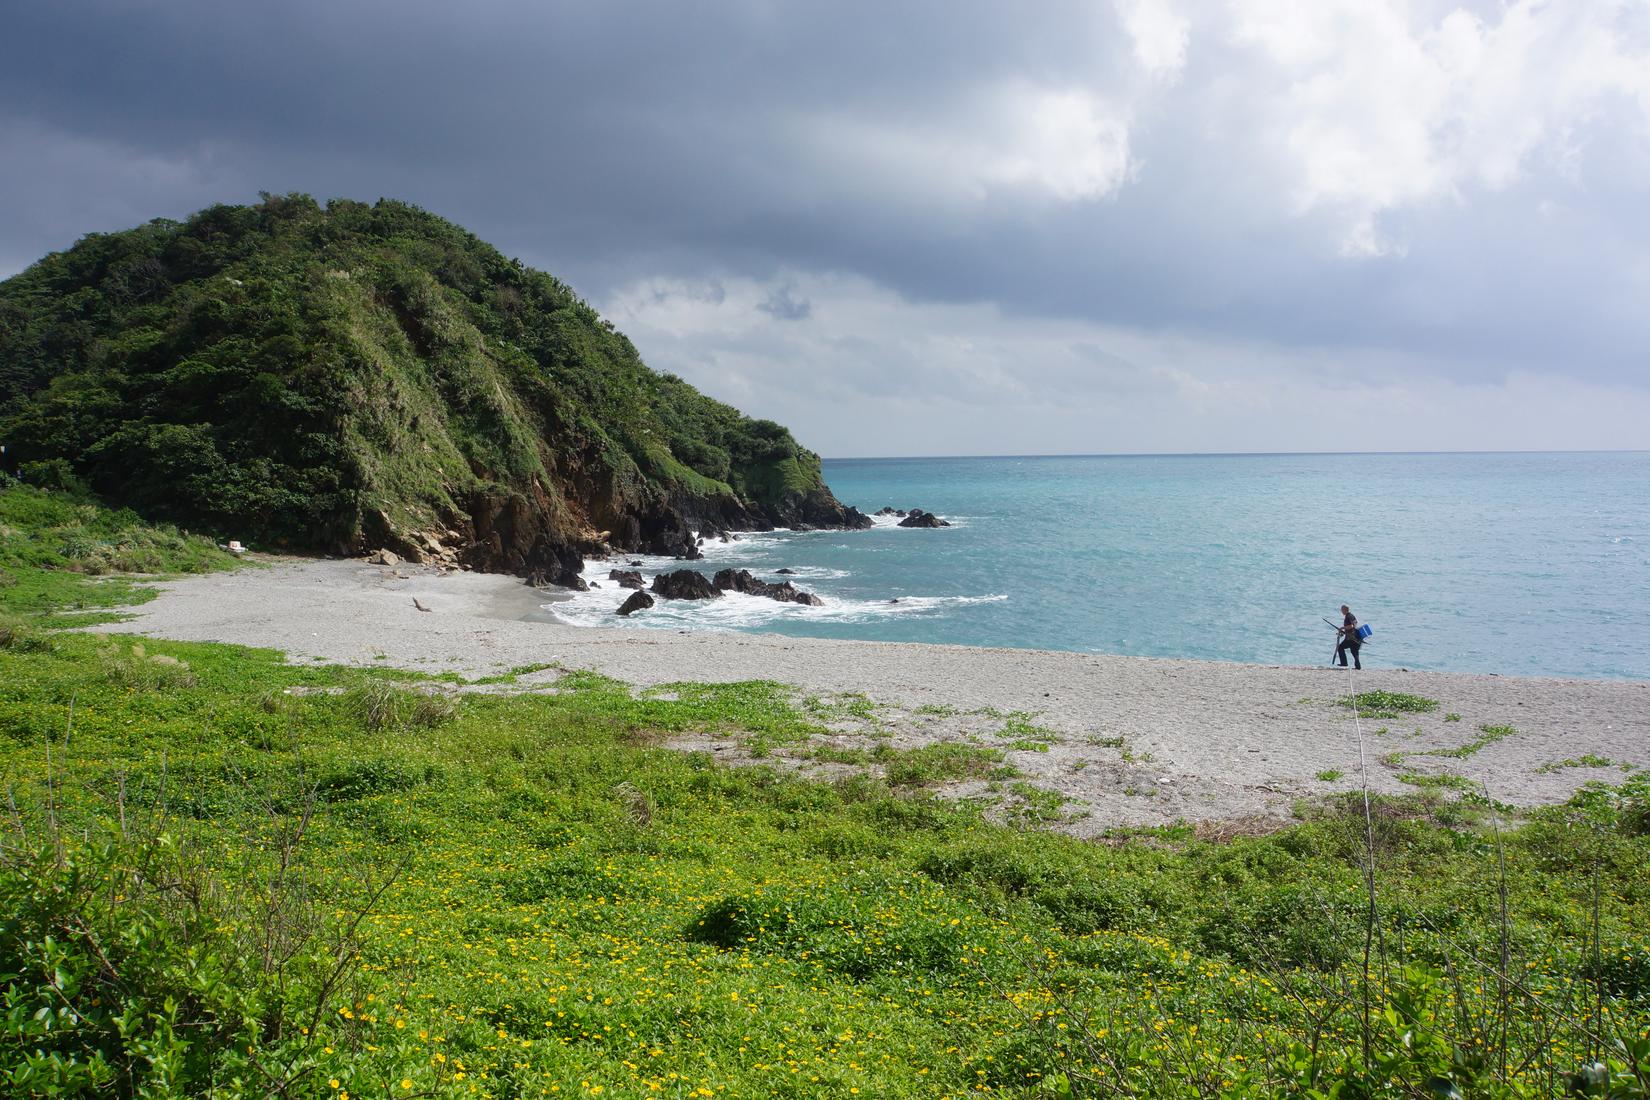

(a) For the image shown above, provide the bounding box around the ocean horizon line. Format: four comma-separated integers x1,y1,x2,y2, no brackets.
822,448,1650,462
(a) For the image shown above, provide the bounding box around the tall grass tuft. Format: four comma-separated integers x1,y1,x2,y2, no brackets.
345,680,458,731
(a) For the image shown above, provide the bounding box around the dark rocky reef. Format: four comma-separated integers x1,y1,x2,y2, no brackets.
712,568,824,606
615,590,655,616
897,509,951,528
651,570,722,601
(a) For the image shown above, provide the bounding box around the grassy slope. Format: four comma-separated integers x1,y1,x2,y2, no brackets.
0,195,838,552
1,484,1648,1098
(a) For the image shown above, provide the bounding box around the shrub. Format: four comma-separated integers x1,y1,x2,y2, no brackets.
315,757,428,802
0,836,284,1094
686,879,982,981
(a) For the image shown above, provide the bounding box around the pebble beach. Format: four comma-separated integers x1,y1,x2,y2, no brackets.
94,557,1650,835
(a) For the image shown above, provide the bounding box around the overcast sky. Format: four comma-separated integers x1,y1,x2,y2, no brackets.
4,1,1649,456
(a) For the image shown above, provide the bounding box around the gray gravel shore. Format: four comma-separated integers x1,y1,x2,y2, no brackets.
94,557,1650,835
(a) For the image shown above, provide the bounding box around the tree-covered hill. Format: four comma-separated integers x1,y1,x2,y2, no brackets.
0,194,866,585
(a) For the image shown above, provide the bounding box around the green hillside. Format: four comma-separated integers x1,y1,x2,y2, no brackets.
0,194,865,584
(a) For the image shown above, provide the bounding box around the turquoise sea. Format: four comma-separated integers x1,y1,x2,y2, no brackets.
553,452,1650,681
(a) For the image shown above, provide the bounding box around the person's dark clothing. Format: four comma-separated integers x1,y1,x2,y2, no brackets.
1336,612,1362,669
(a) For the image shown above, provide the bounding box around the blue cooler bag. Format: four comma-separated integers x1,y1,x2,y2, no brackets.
1356,624,1373,641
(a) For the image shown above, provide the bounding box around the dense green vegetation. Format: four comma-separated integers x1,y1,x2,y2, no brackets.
0,194,854,566
0,480,238,627
2,487,1648,1097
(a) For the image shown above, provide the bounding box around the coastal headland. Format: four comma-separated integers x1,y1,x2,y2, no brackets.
100,556,1650,835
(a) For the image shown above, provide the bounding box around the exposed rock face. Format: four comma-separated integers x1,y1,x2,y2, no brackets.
897,509,951,528
616,590,655,616
608,569,645,589
650,569,722,600
774,567,796,575
712,568,824,606
874,507,907,517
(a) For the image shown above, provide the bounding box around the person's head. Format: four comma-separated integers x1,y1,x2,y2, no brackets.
1340,604,1350,615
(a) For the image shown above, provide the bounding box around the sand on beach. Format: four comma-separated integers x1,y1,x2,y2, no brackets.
91,558,1650,836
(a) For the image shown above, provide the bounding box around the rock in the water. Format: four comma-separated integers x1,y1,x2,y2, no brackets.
774,567,797,575
651,569,722,600
608,569,645,589
712,568,824,606
529,567,588,591
711,568,760,595
874,506,907,517
898,509,950,528
628,560,644,566
616,590,655,616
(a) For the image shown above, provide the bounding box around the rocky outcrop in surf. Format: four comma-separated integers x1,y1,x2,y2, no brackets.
651,570,722,601
615,590,655,616
712,568,824,606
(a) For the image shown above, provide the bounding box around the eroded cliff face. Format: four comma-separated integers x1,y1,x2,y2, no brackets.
0,195,870,571
362,472,867,589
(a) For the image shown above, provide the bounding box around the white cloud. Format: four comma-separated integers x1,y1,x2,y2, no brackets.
603,269,1650,457
785,2,1650,256
979,86,1135,200
1223,0,1650,255
797,82,1134,205
1113,0,1191,81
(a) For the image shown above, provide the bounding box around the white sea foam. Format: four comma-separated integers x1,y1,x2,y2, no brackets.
545,576,1006,632
865,513,969,529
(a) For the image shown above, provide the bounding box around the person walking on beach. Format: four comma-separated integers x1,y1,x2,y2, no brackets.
1335,604,1362,670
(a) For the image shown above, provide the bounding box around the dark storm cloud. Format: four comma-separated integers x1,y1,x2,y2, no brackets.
757,285,812,322
3,0,1649,412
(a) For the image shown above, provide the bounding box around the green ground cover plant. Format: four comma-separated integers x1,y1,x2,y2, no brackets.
1340,691,1442,719
1,491,1647,1097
